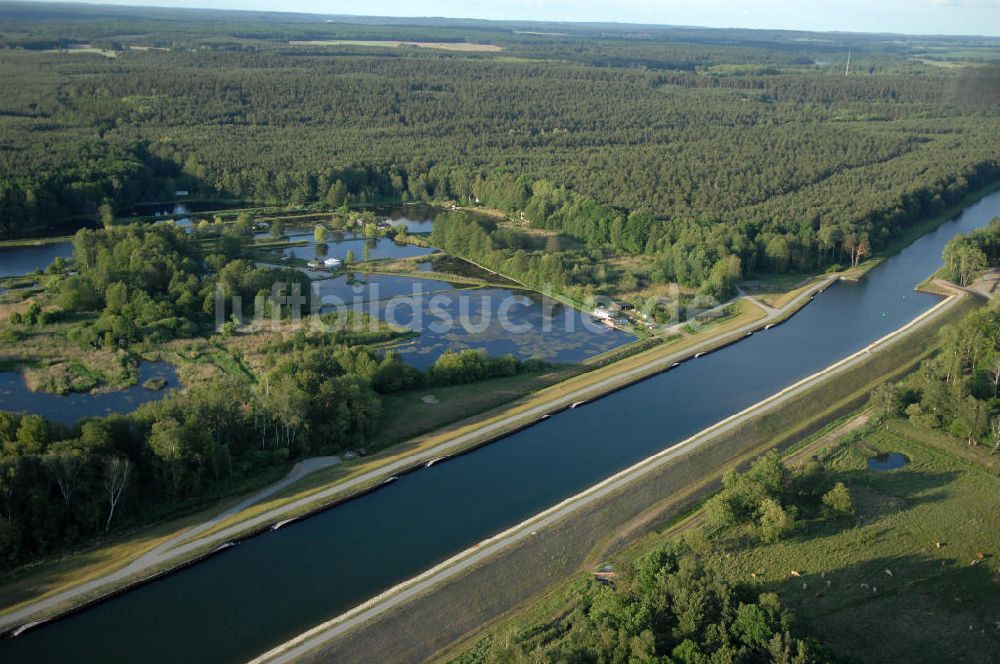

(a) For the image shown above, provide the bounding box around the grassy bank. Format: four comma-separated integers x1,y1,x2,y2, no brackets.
290,293,979,664
708,420,1000,663
0,235,75,249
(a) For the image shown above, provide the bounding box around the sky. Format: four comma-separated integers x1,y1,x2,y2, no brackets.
30,0,1000,36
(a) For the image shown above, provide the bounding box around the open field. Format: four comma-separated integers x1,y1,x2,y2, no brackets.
289,40,503,52
708,421,1000,663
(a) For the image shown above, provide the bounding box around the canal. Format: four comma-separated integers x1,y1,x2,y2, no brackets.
3,191,1000,663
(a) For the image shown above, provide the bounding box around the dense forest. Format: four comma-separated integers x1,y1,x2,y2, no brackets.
1,3,999,300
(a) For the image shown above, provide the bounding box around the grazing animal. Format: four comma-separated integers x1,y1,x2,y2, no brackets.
936,542,943,549
872,585,877,593
826,580,832,588
885,568,893,577
802,582,808,591
790,570,801,578
860,583,870,590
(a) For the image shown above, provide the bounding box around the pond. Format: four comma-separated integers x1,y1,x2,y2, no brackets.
375,204,436,234
0,242,75,278
867,452,910,471
0,362,180,426
126,201,252,218
366,286,635,368
313,272,462,305
259,228,435,263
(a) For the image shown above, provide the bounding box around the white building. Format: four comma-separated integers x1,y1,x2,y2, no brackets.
323,257,343,268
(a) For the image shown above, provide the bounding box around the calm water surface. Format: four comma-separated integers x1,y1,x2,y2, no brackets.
380,287,634,368
0,362,179,426
4,192,1000,663
0,242,74,278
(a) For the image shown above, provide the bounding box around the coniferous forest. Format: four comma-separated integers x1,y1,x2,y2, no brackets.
1,2,999,296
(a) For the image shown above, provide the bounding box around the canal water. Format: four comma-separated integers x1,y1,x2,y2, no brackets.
3,191,1000,663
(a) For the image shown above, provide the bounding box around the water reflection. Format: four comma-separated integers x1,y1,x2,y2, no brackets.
0,362,179,425
0,242,74,278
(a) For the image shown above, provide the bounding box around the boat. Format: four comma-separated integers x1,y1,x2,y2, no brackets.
570,401,587,409
764,323,776,330
271,517,299,531
380,476,399,486
10,620,51,638
425,457,448,468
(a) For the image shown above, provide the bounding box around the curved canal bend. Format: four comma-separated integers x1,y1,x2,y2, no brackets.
4,191,1000,664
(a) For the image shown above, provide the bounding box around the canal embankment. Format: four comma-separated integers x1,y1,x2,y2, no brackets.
254,286,978,664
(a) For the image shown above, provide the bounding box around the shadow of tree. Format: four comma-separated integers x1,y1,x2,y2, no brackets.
783,467,958,540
